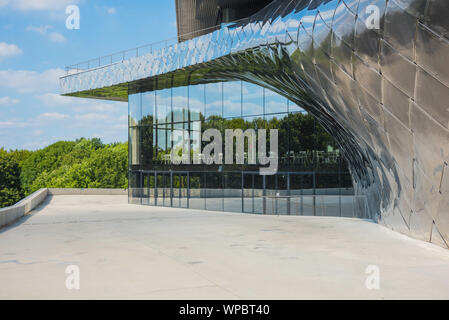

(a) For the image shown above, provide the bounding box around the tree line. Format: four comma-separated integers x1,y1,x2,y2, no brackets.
0,138,128,208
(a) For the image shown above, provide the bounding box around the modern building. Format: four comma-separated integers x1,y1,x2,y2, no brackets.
61,0,449,248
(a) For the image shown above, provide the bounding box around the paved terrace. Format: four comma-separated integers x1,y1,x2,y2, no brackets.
1,195,449,299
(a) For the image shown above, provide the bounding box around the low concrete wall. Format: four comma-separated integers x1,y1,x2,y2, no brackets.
0,188,129,229
48,188,128,195
0,188,48,228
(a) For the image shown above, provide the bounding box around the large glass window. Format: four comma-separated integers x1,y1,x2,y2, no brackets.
189,84,205,163
265,88,287,114
189,84,205,121
243,173,254,213
140,126,153,166
129,93,141,126
141,91,155,125
205,82,222,118
172,86,188,124
129,171,142,205
128,79,354,217
223,81,242,118
129,127,140,166
156,88,171,124
156,124,170,163
189,172,205,210
242,82,263,116
205,172,223,211
224,172,242,213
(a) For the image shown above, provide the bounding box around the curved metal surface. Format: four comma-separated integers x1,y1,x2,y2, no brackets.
175,0,274,41
60,0,449,248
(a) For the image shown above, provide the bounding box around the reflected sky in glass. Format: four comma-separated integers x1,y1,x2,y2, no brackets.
156,88,171,124
223,81,242,118
206,82,222,118
242,82,263,116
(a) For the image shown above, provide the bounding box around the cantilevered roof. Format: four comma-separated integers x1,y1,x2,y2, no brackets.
59,0,296,101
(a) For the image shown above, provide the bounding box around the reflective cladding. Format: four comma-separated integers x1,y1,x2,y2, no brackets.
63,0,449,248
129,78,354,217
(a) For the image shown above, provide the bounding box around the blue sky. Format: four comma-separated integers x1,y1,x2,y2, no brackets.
0,0,177,150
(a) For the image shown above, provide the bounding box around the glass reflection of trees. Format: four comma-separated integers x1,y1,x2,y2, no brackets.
136,111,344,171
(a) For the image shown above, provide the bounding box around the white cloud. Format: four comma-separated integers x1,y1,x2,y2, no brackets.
0,121,16,127
0,96,20,105
37,93,123,112
0,68,64,93
39,112,69,120
0,119,28,128
0,0,79,11
49,31,66,43
36,93,73,105
26,25,51,35
0,42,22,61
75,113,110,121
26,25,66,43
106,7,116,15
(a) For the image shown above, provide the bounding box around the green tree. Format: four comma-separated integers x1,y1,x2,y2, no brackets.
27,141,128,191
0,149,22,207
7,149,33,168
20,141,77,194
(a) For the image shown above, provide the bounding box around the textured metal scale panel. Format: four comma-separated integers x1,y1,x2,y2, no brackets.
60,0,449,248
175,0,274,41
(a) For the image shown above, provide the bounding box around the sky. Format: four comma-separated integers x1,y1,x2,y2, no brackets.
0,0,177,150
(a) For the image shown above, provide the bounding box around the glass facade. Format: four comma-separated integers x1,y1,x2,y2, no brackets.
129,79,355,216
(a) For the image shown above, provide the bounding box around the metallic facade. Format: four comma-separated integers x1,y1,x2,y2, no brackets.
60,0,449,248
175,0,274,41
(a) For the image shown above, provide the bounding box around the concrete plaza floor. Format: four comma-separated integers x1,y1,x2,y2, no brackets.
1,195,449,299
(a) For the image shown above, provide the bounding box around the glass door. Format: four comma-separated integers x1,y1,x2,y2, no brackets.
156,172,172,207
142,173,149,205
180,173,188,208
149,173,155,206
242,173,264,214
172,172,189,208
243,173,254,213
141,172,156,206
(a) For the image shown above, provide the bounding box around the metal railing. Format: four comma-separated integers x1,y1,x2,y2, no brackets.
64,38,177,75
64,17,251,76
